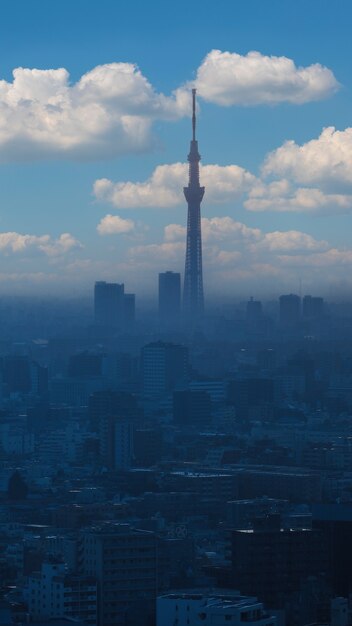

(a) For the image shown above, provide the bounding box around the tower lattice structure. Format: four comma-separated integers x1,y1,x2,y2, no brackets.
183,89,205,322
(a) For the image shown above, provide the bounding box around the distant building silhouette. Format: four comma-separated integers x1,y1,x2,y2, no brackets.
94,281,135,329
303,295,324,319
124,293,136,328
183,89,205,324
173,389,211,425
279,294,301,326
141,341,188,396
159,271,181,326
246,297,263,323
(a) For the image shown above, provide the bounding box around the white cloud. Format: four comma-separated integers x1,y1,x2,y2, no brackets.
0,63,189,161
263,127,352,188
164,223,186,242
122,217,352,295
245,179,352,213
194,49,339,106
94,163,255,209
201,216,261,243
97,214,135,235
0,231,81,256
128,241,185,268
260,230,329,253
0,51,339,162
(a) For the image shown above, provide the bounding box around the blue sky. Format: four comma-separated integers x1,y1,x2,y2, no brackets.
1,0,352,298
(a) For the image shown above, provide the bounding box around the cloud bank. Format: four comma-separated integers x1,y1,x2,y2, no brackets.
0,50,339,161
194,50,339,106
0,231,81,256
94,163,255,208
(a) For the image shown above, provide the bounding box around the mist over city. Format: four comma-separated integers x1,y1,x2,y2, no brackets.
2,2,352,626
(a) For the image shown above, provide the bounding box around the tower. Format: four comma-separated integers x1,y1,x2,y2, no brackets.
183,89,205,323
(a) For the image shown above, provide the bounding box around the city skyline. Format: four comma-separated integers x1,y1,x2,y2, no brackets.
1,1,352,297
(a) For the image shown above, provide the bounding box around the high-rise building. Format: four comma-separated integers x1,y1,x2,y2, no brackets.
246,297,263,323
88,390,141,468
124,293,136,327
183,89,205,324
141,341,189,396
279,293,301,326
303,295,324,319
94,281,125,328
230,516,328,611
25,558,97,625
94,281,135,329
79,523,157,626
158,271,181,326
173,389,211,424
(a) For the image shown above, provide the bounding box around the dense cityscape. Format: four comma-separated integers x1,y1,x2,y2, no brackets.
2,76,352,626
3,0,352,624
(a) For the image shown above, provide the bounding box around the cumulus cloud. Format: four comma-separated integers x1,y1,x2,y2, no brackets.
201,216,261,242
128,241,185,268
261,230,329,253
194,50,339,106
97,214,135,235
0,51,339,161
124,215,352,294
245,179,352,213
263,127,352,189
0,63,190,161
94,163,255,209
0,231,81,256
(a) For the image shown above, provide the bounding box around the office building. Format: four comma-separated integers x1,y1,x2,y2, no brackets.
94,281,125,328
246,297,263,323
157,591,276,626
230,516,328,610
94,281,135,330
25,559,97,625
279,294,301,326
303,295,324,319
158,271,181,326
173,389,211,424
141,341,188,396
79,523,157,626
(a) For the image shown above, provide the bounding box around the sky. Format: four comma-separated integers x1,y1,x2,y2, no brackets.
1,0,352,299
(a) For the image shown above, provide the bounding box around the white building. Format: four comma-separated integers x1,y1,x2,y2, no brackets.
157,591,276,626
25,559,97,625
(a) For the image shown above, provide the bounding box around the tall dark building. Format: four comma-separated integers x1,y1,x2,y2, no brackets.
94,281,135,329
183,89,205,323
141,341,189,396
230,517,328,612
303,295,324,319
279,293,301,326
94,281,124,328
159,271,181,326
173,389,211,425
246,297,263,323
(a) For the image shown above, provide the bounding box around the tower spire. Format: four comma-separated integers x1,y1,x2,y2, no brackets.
192,88,196,141
183,89,205,325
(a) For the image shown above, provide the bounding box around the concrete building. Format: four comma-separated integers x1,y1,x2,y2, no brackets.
94,282,135,330
79,523,157,626
302,295,324,319
279,294,301,326
230,516,328,610
157,590,276,626
141,342,188,397
25,559,97,625
159,272,181,327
